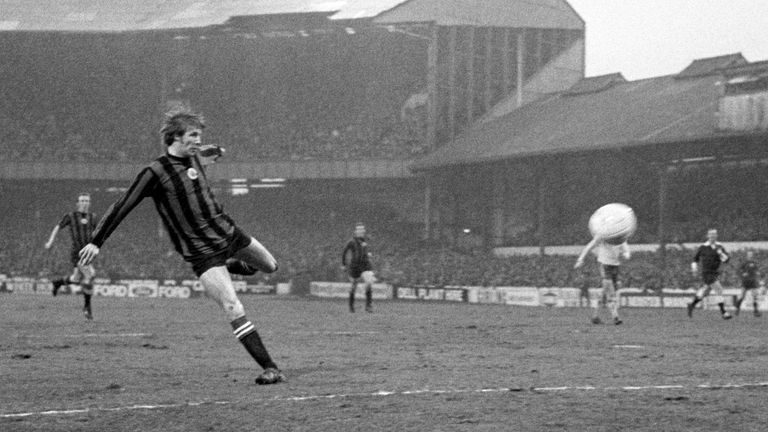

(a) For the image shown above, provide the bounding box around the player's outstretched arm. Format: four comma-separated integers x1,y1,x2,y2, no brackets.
90,167,157,248
44,225,60,249
78,243,100,266
199,144,224,165
574,237,598,268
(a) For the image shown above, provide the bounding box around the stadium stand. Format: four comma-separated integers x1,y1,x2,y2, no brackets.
2,178,765,291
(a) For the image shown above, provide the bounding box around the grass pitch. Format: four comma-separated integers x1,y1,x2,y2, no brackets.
2,293,768,431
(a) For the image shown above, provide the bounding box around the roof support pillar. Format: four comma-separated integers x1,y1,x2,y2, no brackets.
535,157,547,255
516,29,525,108
447,26,458,141
534,28,544,72
483,27,494,113
466,26,476,124
423,175,432,240
656,162,669,267
490,165,506,246
426,25,439,151
502,28,512,95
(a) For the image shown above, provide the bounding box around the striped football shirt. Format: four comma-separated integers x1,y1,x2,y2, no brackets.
58,211,97,252
91,153,236,261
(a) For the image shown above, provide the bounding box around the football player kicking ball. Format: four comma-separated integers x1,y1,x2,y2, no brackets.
574,235,630,325
687,229,732,320
78,108,285,385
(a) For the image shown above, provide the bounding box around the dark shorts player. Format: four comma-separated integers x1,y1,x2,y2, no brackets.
342,223,375,313
78,108,285,385
44,193,97,320
734,250,763,317
687,229,732,319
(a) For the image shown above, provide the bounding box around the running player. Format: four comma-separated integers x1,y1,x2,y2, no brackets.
574,235,630,325
78,108,285,385
342,223,375,313
733,250,763,317
44,192,97,320
686,229,732,319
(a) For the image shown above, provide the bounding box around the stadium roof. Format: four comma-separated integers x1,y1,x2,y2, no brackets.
374,0,584,29
0,0,583,32
411,54,767,171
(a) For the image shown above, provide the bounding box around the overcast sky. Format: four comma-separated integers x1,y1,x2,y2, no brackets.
566,0,768,80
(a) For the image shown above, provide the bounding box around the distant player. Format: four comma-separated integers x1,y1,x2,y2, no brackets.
733,250,763,317
342,223,375,313
44,192,97,320
687,229,732,319
574,235,630,325
78,108,285,385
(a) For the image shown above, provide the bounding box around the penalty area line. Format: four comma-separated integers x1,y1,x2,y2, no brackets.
4,382,768,419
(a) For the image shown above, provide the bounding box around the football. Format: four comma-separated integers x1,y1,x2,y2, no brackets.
588,203,637,245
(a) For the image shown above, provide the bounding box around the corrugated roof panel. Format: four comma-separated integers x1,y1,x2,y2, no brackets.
411,73,730,170
0,0,410,32
374,0,584,29
677,53,747,78
0,0,582,32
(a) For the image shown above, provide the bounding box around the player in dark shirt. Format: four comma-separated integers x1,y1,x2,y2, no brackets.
686,229,732,319
78,108,285,385
342,223,375,313
44,192,97,320
733,250,763,317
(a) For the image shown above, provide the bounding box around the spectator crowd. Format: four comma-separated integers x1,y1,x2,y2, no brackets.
1,183,763,293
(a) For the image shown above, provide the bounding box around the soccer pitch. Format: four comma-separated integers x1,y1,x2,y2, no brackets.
2,294,768,431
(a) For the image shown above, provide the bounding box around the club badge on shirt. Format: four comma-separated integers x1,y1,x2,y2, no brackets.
187,167,199,180
80,218,89,225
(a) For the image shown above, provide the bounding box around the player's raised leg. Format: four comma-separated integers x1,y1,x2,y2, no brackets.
51,275,72,297
227,236,278,275
199,265,285,385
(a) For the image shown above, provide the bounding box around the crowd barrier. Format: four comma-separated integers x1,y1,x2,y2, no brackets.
0,275,284,298
309,281,768,312
4,274,765,312
309,281,394,300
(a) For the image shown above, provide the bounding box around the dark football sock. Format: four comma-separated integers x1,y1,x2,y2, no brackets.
349,291,355,312
84,293,92,309
718,302,726,314
53,277,71,287
52,278,65,296
365,287,372,309
754,302,759,311
690,296,701,306
231,317,277,370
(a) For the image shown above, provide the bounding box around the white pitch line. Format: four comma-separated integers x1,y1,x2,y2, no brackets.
78,333,154,338
612,345,645,349
16,333,154,338
4,381,768,419
290,331,381,335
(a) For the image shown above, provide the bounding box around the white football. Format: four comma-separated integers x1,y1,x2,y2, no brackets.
588,203,637,245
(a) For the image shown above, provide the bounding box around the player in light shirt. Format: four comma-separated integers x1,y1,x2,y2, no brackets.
574,236,630,325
